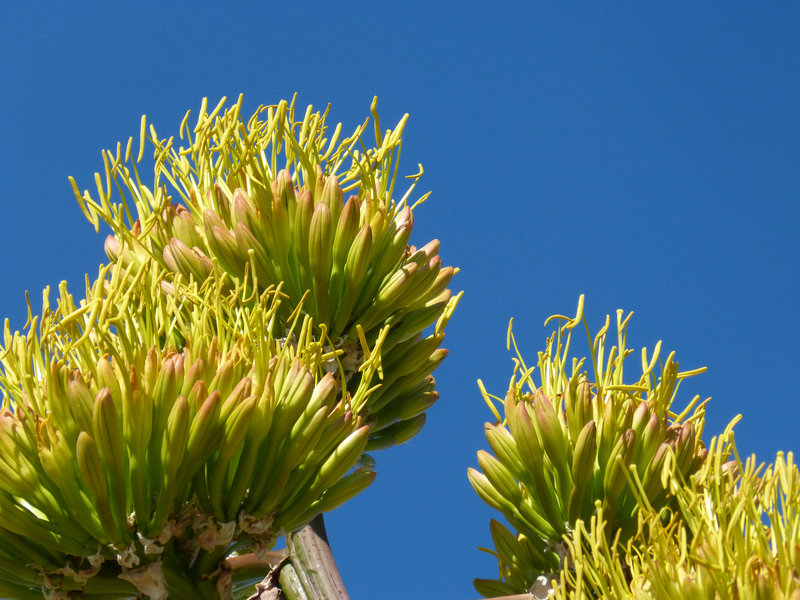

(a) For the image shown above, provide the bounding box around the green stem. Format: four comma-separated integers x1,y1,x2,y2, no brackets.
285,514,350,600
227,550,286,582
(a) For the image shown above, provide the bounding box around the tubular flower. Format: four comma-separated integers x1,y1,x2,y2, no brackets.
470,296,710,598
70,96,460,450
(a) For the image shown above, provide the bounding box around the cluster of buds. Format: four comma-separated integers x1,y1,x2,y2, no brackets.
0,97,457,599
470,297,709,597
74,95,459,451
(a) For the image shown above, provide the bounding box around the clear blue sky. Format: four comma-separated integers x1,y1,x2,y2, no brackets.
1,3,798,599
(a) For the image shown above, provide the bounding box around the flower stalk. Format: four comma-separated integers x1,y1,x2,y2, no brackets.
283,515,350,600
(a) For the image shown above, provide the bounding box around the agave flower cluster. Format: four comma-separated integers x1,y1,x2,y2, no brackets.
469,297,710,597
471,298,800,598
75,95,458,451
0,97,458,599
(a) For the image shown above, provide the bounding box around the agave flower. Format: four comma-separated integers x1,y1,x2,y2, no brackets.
70,95,460,451
470,296,710,597
0,261,382,599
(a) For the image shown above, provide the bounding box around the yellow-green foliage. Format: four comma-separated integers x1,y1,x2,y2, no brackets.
470,297,799,598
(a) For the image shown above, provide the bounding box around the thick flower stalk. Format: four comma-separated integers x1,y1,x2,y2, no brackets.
0,261,381,599
70,95,459,450
469,296,709,597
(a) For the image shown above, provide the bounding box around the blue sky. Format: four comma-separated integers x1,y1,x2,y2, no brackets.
1,3,798,599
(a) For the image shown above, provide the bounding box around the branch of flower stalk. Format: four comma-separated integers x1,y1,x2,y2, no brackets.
225,550,287,577
285,514,350,600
